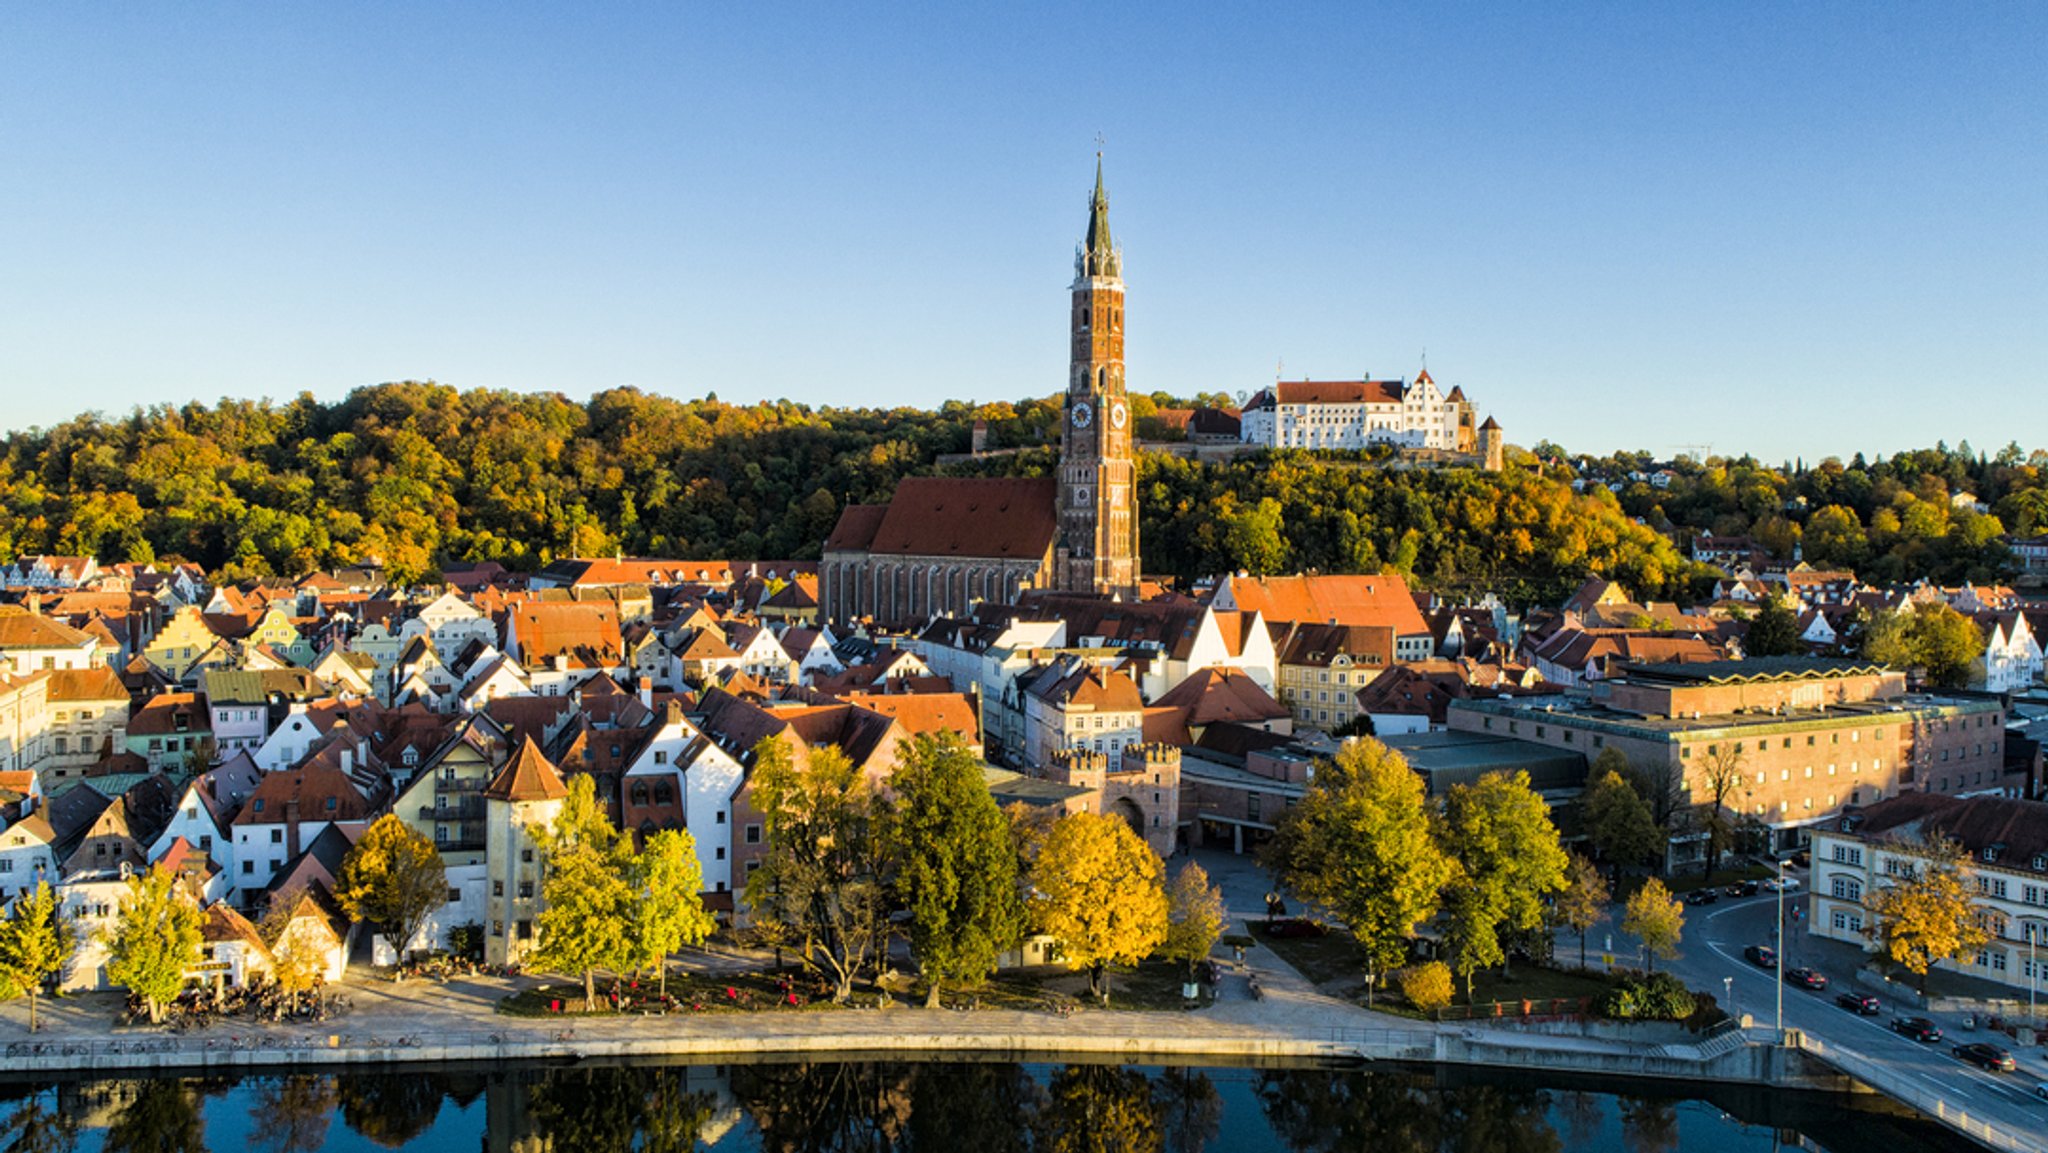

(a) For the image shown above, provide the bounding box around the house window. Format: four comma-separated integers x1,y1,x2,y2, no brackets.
242,861,254,874
519,882,534,899
654,751,667,765
269,829,283,844
493,881,505,897
716,847,726,860
521,848,534,863
716,811,727,825
447,888,461,904
745,825,762,845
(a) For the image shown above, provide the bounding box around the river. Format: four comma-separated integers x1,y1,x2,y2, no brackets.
0,1058,1966,1152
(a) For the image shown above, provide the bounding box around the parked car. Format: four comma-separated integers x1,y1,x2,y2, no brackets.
1684,888,1720,907
1725,880,1761,897
1891,1016,1942,1043
1834,992,1881,1015
1784,967,1829,990
1744,944,1777,968
1762,876,1803,892
1953,1043,2018,1073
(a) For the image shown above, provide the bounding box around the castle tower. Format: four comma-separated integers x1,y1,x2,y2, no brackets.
1478,416,1505,472
1058,158,1141,600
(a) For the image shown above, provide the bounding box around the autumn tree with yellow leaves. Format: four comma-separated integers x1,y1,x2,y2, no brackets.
1865,835,1992,994
1030,812,1168,1004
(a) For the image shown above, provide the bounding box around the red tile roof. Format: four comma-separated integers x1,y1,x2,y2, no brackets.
1268,380,1407,406
823,505,890,553
485,737,569,803
855,477,1058,559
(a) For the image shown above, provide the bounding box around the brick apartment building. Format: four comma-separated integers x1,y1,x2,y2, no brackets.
1447,658,2010,854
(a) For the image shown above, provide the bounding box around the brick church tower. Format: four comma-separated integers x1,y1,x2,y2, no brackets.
1058,158,1141,599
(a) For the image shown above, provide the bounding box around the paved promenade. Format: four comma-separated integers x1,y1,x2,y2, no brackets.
0,850,1765,1086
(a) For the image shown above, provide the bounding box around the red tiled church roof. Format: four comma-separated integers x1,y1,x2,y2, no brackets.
846,477,1058,560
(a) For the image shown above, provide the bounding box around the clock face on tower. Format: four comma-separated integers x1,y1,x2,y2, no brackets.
1071,401,1093,429
1110,401,1128,430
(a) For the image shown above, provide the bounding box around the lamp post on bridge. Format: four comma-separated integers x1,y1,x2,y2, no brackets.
1776,857,1786,1042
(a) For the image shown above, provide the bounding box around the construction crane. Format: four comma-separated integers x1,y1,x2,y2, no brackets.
1672,443,1714,463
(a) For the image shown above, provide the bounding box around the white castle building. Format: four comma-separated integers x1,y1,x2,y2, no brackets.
1240,370,1495,456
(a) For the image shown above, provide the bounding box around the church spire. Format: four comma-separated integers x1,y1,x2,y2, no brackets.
1077,153,1120,280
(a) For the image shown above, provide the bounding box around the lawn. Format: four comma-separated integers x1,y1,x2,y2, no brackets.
1248,917,1619,1015
1247,919,1368,994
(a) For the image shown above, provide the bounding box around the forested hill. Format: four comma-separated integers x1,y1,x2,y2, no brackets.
0,382,2031,605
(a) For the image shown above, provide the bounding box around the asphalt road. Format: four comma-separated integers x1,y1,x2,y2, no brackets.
1661,878,2048,1142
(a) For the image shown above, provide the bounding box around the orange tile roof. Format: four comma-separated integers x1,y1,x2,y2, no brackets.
43,666,128,702
840,692,980,744
512,602,624,670
0,607,94,649
1227,574,1430,637
484,737,569,802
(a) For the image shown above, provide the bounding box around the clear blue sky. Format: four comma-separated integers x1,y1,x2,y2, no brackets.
3,4,2043,462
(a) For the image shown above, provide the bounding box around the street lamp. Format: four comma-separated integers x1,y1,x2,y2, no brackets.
1724,975,1734,1020
1776,857,1785,1041
2029,922,2039,1028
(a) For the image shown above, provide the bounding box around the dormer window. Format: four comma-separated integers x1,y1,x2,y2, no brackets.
252,798,265,812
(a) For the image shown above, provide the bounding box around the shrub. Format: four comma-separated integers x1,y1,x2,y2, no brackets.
1599,971,1697,1021
1396,962,1454,1013
448,922,484,961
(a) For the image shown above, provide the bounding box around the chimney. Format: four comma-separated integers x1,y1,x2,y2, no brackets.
638,676,654,710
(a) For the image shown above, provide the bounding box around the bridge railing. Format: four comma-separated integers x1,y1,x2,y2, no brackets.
1787,1031,2045,1153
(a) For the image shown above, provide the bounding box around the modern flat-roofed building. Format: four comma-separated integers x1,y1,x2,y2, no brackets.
1447,657,2009,854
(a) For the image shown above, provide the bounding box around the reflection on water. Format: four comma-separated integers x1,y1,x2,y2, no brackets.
0,1059,1957,1152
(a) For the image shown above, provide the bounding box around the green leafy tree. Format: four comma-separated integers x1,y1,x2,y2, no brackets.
627,828,717,998
1743,595,1804,657
1864,835,1992,994
1621,878,1684,973
102,866,202,1024
0,881,73,1032
532,774,636,1012
1030,811,1169,1004
1580,768,1665,876
1161,861,1226,981
886,733,1024,1006
1861,601,1986,688
334,812,448,968
1439,770,1571,994
743,738,890,1003
1268,738,1453,1002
